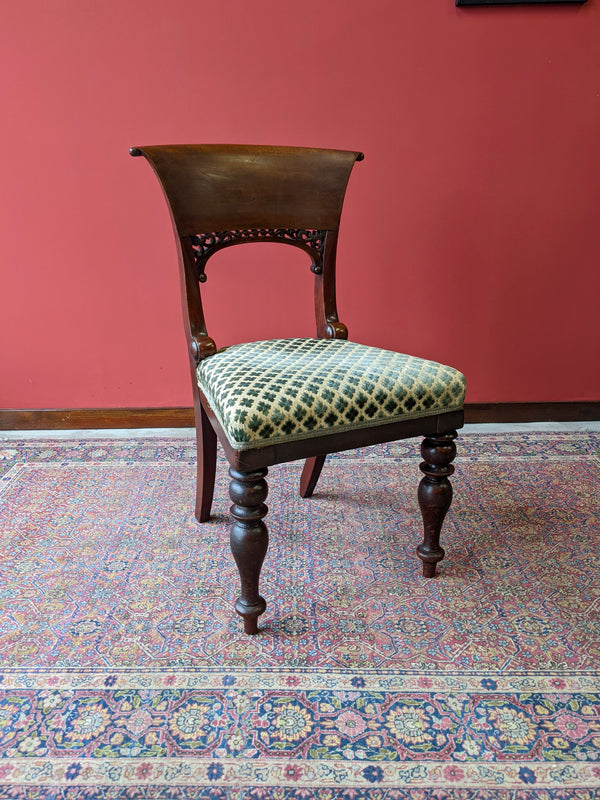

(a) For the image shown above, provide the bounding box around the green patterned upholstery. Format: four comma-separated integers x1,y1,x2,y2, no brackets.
196,338,466,451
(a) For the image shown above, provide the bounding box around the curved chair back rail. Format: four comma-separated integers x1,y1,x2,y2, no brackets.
129,144,363,234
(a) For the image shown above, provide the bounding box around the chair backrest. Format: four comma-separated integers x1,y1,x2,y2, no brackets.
130,144,363,359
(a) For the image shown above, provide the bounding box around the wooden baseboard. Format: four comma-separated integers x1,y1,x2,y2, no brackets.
0,408,195,430
1,403,599,431
463,402,600,424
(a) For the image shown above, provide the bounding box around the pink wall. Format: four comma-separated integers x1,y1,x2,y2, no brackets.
1,0,599,409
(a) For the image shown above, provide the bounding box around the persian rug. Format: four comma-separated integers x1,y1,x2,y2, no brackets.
0,431,599,800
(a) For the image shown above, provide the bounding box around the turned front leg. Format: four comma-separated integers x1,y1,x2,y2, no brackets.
417,431,457,578
229,468,269,634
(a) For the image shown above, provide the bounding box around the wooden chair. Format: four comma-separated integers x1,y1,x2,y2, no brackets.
130,145,466,634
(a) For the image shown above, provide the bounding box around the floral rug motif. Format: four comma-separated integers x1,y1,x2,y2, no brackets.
0,432,599,799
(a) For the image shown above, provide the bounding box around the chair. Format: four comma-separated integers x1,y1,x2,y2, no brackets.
130,144,466,635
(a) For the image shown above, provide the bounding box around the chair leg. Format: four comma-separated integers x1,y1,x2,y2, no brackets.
195,403,217,523
229,467,269,634
417,431,457,578
299,455,326,498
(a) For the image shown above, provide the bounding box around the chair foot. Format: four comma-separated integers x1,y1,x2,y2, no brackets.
235,597,267,635
195,403,217,523
299,455,326,498
417,431,457,577
229,467,269,634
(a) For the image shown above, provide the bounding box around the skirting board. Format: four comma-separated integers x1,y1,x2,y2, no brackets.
0,403,599,430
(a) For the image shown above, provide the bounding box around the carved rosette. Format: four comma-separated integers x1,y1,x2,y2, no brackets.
190,228,327,281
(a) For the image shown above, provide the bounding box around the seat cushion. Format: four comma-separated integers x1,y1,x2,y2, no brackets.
196,338,466,451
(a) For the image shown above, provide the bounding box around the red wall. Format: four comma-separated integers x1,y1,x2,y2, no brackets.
2,0,599,409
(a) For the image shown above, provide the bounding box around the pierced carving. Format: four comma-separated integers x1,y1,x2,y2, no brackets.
190,228,327,282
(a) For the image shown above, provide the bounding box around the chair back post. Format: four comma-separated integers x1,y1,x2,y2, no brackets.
315,231,347,339
130,147,216,367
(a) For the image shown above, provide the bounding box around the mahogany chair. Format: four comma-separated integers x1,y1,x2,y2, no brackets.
130,145,466,635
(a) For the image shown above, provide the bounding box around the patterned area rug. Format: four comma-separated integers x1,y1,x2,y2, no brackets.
0,432,599,799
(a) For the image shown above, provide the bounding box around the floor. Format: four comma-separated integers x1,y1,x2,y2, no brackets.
2,422,598,793
2,421,600,440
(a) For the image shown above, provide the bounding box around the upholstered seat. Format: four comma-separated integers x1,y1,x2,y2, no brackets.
131,143,466,635
197,338,466,450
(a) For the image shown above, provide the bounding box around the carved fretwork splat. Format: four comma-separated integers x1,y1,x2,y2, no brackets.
190,228,327,282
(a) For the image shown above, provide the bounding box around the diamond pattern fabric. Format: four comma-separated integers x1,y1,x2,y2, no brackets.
196,338,466,451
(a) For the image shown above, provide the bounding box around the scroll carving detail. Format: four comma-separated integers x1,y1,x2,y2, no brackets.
190,228,326,282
